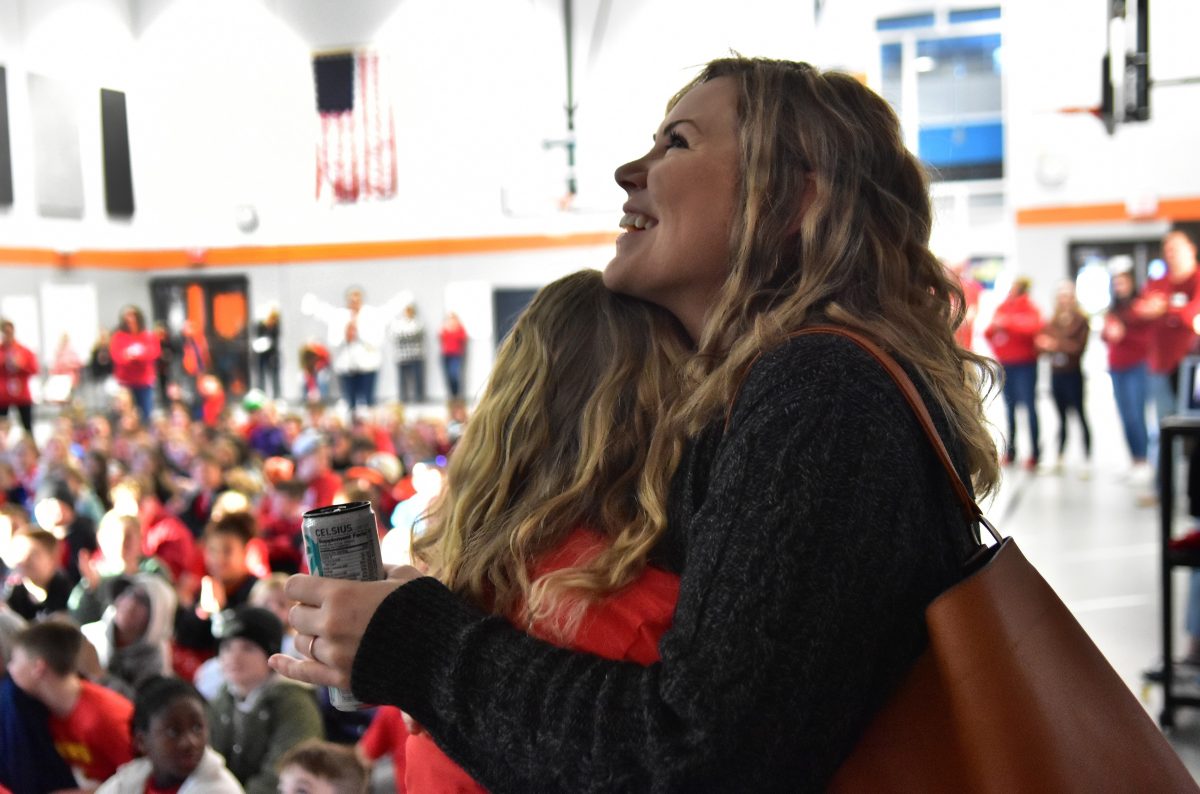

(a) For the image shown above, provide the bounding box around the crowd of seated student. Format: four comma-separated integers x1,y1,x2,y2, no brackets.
0,393,458,792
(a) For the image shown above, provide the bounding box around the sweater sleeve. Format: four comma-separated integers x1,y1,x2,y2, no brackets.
351,338,971,792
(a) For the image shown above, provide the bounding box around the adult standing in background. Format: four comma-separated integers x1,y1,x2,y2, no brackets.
179,320,212,419
1135,227,1200,666
984,276,1044,470
1101,264,1152,482
392,303,426,404
302,287,403,413
109,306,161,424
1137,228,1200,426
1036,281,1092,474
254,307,282,399
0,319,38,436
152,322,177,410
48,333,83,404
439,311,467,399
88,327,114,409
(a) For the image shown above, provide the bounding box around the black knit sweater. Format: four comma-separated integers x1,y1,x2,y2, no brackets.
351,334,980,792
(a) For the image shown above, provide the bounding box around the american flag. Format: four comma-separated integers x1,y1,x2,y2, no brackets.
313,50,397,203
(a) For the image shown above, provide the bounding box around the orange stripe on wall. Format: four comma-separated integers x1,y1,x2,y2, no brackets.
0,231,621,271
1016,197,1200,226
0,247,64,266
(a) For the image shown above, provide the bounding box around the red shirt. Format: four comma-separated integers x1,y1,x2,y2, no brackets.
403,529,681,794
439,324,467,357
0,340,38,405
953,276,983,351
110,329,162,388
304,470,343,512
1103,301,1152,371
360,706,410,793
49,679,134,787
984,293,1043,365
1136,271,1200,375
140,499,203,581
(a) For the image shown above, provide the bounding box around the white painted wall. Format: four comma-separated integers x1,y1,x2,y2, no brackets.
1007,0,1200,212
0,0,816,248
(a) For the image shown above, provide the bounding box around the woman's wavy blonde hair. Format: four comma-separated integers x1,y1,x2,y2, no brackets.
412,270,690,638
666,57,999,497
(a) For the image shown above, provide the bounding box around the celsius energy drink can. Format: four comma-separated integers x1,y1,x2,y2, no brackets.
302,501,384,711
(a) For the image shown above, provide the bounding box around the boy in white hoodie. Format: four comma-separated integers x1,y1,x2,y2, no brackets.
98,675,243,793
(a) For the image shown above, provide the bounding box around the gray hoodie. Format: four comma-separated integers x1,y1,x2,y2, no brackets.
82,573,177,694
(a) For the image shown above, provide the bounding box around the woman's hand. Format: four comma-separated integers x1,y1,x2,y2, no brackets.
269,566,423,689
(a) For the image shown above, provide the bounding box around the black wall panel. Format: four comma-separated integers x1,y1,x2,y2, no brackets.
100,88,134,217
0,67,13,207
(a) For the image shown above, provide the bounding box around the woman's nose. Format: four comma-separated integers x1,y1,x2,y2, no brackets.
614,155,647,193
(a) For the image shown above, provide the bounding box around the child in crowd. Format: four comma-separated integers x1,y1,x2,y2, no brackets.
33,478,98,585
81,573,178,696
299,342,332,405
279,739,368,794
208,606,323,794
70,510,172,625
6,620,135,789
4,527,73,621
194,573,299,700
97,675,243,794
294,431,342,512
404,270,689,792
0,460,29,510
257,477,306,574
170,452,226,538
174,512,261,677
110,476,200,586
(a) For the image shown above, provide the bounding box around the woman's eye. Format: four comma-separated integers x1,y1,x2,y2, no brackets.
666,131,689,150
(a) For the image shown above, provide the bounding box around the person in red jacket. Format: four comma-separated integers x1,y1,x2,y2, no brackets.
1101,265,1152,478
109,306,161,423
438,311,468,398
1135,228,1200,665
985,276,1044,469
0,319,38,435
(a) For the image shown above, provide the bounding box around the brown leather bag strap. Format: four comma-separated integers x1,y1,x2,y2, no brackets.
724,325,1002,542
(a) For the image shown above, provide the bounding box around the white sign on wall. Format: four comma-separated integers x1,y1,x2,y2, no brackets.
40,282,98,361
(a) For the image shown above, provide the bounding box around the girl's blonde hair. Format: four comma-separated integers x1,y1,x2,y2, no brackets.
412,270,691,638
667,57,999,497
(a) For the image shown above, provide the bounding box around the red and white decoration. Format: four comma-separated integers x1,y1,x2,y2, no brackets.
314,50,397,203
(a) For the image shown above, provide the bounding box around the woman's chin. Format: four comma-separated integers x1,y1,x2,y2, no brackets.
601,257,641,298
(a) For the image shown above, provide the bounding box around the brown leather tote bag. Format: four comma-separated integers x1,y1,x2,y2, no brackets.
760,327,1195,792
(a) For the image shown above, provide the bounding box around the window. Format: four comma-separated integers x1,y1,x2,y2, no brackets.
877,7,1003,181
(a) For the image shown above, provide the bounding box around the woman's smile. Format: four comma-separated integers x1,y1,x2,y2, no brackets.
605,76,741,340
